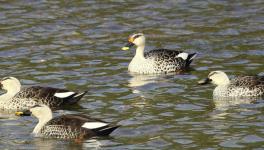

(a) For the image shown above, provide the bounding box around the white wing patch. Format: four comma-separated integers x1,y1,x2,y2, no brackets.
177,52,188,60
82,122,108,129
54,92,75,98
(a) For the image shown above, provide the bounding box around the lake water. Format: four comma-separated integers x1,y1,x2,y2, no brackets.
0,0,263,149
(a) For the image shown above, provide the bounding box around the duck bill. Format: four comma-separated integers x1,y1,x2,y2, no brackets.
15,110,31,116
198,78,212,85
122,42,135,50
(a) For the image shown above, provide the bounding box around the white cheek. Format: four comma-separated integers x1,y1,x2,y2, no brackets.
54,92,75,98
81,122,108,129
134,40,139,45
134,38,144,46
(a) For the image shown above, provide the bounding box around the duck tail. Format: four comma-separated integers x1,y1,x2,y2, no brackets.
95,124,121,136
66,91,87,104
186,53,197,66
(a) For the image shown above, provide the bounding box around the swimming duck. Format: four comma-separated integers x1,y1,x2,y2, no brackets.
0,77,87,111
198,71,264,97
122,33,197,74
15,104,120,139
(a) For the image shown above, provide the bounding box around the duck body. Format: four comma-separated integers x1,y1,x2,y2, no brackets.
0,77,86,111
199,71,264,98
129,49,195,74
122,33,196,74
40,114,119,139
16,105,120,139
19,86,86,109
213,76,264,97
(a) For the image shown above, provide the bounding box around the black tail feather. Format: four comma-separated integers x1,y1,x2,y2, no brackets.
64,91,88,105
186,53,197,67
94,125,120,136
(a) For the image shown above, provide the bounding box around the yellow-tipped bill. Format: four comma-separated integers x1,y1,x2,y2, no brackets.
198,78,212,85
122,47,130,50
15,111,24,116
15,110,31,116
122,42,135,50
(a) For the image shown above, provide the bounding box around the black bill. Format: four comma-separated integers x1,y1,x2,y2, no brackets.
15,110,32,116
122,42,135,50
198,78,212,85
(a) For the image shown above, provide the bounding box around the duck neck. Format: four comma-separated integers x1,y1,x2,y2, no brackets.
135,45,145,59
33,112,53,135
221,80,230,86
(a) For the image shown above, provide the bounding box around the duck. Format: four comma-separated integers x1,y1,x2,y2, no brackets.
122,33,197,74
15,104,120,139
0,77,87,111
198,71,264,97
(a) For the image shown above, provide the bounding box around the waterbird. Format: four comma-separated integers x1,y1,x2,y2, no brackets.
15,104,120,139
198,71,264,97
0,77,87,111
122,33,197,74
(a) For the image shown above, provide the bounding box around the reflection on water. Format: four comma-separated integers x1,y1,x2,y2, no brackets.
82,139,102,149
128,73,162,102
31,138,102,149
128,73,159,88
213,96,261,110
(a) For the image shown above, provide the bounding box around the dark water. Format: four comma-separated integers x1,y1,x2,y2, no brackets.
0,0,264,149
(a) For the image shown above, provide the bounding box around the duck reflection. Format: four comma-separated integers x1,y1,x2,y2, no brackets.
213,96,262,111
127,73,164,105
82,139,102,149
128,73,160,88
32,137,102,150
209,96,263,120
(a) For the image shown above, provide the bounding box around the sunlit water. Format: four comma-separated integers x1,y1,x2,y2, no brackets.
0,0,263,149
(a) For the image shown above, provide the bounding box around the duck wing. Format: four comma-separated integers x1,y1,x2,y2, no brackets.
16,86,86,109
232,75,264,88
44,114,119,138
145,49,182,59
145,49,196,69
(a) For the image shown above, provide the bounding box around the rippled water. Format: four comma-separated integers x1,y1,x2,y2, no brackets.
0,0,264,149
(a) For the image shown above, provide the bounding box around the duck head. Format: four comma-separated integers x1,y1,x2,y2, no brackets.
122,33,145,50
15,104,53,135
198,71,230,86
0,77,21,93
16,104,52,118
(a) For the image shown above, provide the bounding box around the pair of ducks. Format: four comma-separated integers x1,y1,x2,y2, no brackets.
1,33,263,140
122,33,264,97
0,77,119,139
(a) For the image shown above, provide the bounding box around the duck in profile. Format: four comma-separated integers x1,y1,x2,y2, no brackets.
198,71,264,97
15,104,120,139
122,33,197,74
0,77,87,111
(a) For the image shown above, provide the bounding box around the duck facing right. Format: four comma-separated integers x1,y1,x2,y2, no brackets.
198,71,264,97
